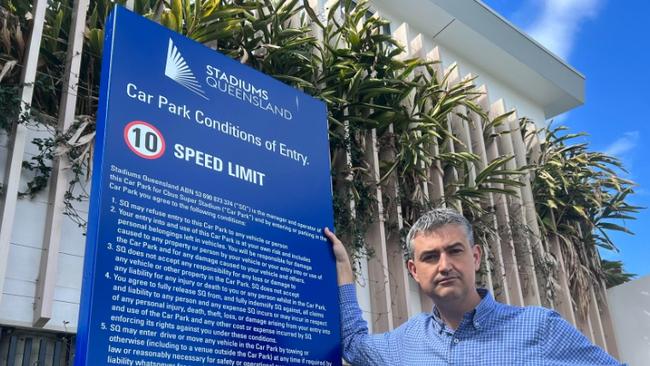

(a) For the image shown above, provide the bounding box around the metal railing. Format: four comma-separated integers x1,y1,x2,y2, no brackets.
0,327,74,366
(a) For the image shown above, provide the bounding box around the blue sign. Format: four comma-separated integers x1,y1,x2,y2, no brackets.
75,6,340,366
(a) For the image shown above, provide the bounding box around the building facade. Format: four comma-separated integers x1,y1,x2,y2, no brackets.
0,0,619,364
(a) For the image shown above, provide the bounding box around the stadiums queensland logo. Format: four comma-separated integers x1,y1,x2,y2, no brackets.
164,38,208,99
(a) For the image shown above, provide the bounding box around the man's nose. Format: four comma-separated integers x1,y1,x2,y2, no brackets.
438,253,452,273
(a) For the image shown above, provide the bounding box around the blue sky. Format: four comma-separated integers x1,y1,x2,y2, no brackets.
482,0,650,278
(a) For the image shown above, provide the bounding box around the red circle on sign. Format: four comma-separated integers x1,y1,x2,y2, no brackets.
123,120,166,159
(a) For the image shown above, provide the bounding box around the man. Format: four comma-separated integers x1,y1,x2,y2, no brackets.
324,208,624,365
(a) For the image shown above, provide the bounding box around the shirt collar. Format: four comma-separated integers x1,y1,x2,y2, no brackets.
430,288,497,331
470,288,496,330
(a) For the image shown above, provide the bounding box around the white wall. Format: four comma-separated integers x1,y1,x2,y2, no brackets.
607,275,650,366
376,8,548,127
0,127,86,333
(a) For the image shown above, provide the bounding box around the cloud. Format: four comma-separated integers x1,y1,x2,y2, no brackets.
603,131,639,157
525,0,602,60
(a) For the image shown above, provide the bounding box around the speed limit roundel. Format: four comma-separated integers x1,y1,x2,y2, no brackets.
123,121,166,159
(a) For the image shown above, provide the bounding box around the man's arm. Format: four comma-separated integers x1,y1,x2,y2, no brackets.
324,227,354,285
324,228,399,365
543,310,625,365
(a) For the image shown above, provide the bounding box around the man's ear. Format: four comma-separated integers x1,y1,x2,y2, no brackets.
407,259,418,281
472,244,482,271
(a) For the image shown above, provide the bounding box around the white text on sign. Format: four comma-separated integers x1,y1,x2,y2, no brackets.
173,144,266,186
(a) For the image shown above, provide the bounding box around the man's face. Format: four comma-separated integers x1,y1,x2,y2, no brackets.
407,224,481,305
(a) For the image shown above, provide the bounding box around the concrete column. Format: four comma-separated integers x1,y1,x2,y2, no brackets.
491,100,540,306
33,0,90,328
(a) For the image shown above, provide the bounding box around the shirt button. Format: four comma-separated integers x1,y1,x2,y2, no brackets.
453,338,460,344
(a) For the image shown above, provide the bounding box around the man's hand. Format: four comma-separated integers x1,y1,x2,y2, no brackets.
324,227,354,285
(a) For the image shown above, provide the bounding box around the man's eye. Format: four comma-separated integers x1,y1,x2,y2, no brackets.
422,254,439,262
